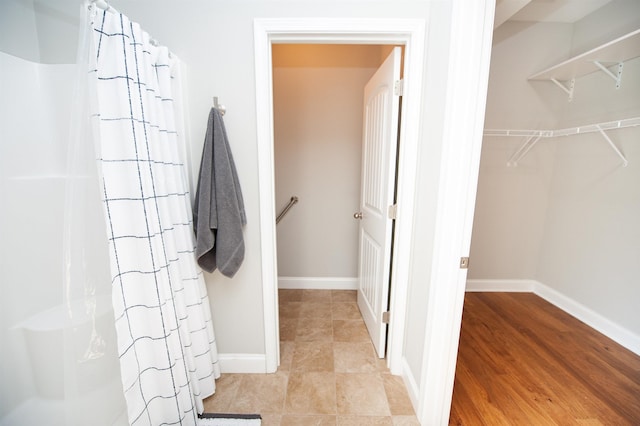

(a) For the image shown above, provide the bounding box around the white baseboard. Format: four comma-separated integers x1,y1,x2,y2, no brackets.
218,354,267,374
465,278,535,292
465,279,640,356
400,356,420,414
278,276,358,290
534,281,640,356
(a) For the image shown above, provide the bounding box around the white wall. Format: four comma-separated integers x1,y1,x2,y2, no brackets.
468,21,570,280
401,1,451,383
536,1,640,339
272,44,380,278
0,0,41,62
570,0,640,56
470,0,640,344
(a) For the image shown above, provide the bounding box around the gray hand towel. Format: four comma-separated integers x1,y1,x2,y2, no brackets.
194,108,246,277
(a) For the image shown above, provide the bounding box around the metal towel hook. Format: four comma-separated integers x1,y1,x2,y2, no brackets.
213,96,226,116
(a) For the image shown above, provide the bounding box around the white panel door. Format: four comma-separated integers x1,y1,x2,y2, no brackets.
356,47,401,358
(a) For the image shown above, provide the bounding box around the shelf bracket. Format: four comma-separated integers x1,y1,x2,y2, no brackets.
550,78,575,102
593,61,624,89
596,125,628,167
507,133,543,167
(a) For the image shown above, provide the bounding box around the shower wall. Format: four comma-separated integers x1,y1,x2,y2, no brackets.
0,51,66,417
0,51,126,425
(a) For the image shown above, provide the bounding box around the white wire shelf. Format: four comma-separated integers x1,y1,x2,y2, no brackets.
484,116,640,167
528,29,640,101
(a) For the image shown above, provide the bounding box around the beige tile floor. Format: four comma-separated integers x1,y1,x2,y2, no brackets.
203,289,420,425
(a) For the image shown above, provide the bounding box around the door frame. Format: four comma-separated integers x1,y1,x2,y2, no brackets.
253,18,426,375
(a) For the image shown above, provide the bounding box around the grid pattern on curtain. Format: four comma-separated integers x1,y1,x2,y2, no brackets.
87,6,220,425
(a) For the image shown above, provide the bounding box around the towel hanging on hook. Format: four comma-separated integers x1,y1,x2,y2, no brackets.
213,96,226,116
194,108,245,277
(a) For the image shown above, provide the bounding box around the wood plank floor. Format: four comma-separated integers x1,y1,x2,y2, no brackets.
449,292,640,425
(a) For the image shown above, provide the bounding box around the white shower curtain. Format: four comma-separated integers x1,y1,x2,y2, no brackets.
81,3,220,425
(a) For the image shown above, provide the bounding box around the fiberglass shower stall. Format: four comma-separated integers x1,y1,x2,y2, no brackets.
0,50,127,426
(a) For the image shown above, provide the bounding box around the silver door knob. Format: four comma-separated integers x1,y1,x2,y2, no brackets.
353,212,363,219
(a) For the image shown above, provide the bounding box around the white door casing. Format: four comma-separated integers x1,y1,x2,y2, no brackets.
357,47,402,358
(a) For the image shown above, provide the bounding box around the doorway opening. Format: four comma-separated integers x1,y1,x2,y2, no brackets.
272,43,403,359
253,18,426,376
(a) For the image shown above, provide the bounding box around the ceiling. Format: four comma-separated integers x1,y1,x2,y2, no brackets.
495,0,613,28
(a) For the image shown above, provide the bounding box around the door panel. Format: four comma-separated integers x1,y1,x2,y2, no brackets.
359,230,381,317
357,46,401,358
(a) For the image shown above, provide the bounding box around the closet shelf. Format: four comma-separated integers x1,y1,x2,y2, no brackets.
484,116,640,167
528,28,640,100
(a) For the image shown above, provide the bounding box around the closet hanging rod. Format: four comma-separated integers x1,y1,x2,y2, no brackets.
484,117,640,138
485,117,639,167
484,129,551,138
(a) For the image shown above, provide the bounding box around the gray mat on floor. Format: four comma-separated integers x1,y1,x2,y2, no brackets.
198,413,261,425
